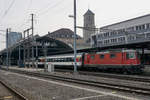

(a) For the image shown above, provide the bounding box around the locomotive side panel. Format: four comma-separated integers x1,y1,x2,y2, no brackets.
106,52,122,65
84,52,123,66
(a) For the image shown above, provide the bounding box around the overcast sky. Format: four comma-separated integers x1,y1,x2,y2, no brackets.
0,0,150,50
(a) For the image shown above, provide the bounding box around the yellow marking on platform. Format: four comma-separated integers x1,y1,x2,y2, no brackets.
112,91,116,94
4,96,13,99
71,94,106,100
0,96,13,100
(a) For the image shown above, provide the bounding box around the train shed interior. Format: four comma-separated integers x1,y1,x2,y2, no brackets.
0,36,73,66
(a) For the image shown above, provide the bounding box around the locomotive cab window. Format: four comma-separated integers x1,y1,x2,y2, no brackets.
137,52,141,59
99,54,104,59
126,52,136,59
110,54,116,58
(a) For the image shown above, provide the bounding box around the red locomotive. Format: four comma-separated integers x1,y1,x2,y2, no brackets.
34,49,144,74
82,50,142,73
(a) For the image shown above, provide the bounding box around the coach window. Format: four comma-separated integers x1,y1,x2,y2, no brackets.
110,54,116,58
69,58,72,62
99,54,104,59
66,58,69,62
63,58,66,62
71,58,74,62
62,58,65,62
55,58,58,62
49,59,52,62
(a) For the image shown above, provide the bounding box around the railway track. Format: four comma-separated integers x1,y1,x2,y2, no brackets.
1,68,150,96
55,68,150,83
0,78,29,100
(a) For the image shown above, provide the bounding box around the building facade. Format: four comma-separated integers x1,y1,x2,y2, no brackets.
7,32,22,48
83,9,95,43
91,14,150,47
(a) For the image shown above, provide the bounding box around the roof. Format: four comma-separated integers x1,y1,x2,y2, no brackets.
47,28,82,39
84,9,95,16
101,14,150,29
0,35,73,56
49,28,74,35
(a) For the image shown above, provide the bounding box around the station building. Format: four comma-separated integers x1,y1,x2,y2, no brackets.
83,9,95,44
47,28,83,48
91,14,150,47
47,28,89,49
0,35,73,66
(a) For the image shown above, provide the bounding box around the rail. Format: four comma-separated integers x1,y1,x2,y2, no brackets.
55,69,150,83
0,78,29,100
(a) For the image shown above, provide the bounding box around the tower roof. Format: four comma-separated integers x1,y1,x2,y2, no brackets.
84,9,94,16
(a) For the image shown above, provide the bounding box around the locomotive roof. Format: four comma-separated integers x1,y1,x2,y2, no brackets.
96,49,137,54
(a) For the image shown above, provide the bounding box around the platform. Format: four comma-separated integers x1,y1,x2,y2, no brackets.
0,67,149,100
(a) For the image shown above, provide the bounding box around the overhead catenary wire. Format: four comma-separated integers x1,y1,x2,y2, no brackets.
0,0,15,20
1,0,74,38
49,0,72,16
15,0,33,32
37,0,65,16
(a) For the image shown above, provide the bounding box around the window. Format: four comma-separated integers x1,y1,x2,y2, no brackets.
118,37,125,42
47,59,50,62
98,41,103,45
146,24,150,29
117,29,125,35
89,16,90,20
110,31,116,36
128,35,135,41
110,54,116,58
99,54,104,59
126,27,134,32
64,58,67,62
59,58,62,62
104,32,109,37
126,52,136,59
136,34,145,39
104,40,110,44
147,33,150,38
136,26,139,30
139,26,142,30
90,55,95,60
142,25,145,30
111,38,117,43
98,34,103,38
51,59,54,62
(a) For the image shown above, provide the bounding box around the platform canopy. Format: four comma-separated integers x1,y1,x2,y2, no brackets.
0,35,73,65
49,40,150,55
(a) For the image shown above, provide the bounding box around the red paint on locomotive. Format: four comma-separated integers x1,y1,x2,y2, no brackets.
83,51,140,66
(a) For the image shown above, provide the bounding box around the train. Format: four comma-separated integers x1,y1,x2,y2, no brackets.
27,49,145,74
